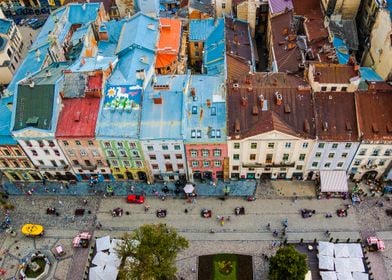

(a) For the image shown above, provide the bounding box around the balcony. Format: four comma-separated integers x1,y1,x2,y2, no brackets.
80,164,98,171
38,165,70,171
242,162,295,168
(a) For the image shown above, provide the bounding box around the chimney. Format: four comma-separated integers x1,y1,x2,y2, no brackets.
345,121,352,132
252,105,259,115
323,121,329,131
191,88,196,97
372,123,379,133
74,111,81,122
241,96,248,106
303,119,310,133
206,99,211,107
153,95,163,104
235,119,240,133
275,92,283,105
258,94,264,108
200,108,204,120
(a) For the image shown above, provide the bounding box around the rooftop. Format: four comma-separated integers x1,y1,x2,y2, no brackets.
225,17,253,63
156,18,182,69
185,75,226,142
328,18,359,51
269,0,293,15
140,75,189,140
314,92,358,141
189,0,214,15
0,18,12,35
333,37,350,64
312,64,358,84
0,96,17,145
355,91,392,141
203,18,225,75
227,72,315,140
270,11,301,73
56,97,101,138
189,19,216,41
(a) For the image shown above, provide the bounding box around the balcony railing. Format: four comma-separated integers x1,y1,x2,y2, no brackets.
242,162,295,168
80,164,98,171
38,165,70,171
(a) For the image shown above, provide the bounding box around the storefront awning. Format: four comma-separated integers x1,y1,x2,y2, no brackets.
320,170,348,193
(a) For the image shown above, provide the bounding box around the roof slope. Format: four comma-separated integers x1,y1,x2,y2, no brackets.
314,92,358,141
56,97,101,137
156,18,181,68
269,0,293,15
227,73,315,139
313,64,358,83
0,96,16,145
189,19,216,41
0,18,12,34
203,18,225,75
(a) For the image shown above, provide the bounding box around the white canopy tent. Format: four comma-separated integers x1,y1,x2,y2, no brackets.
92,251,109,267
319,241,334,257
334,258,351,274
100,265,119,280
96,236,111,252
352,272,369,280
336,272,353,280
320,271,338,280
318,255,335,271
349,258,365,273
334,244,350,258
89,266,105,280
320,170,348,193
346,244,363,258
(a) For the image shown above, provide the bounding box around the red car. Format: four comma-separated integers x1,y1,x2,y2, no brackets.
127,195,145,204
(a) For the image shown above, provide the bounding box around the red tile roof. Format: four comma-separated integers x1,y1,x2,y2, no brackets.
355,91,392,141
313,64,358,84
314,92,359,141
227,73,315,139
56,97,101,138
87,74,103,90
270,11,302,73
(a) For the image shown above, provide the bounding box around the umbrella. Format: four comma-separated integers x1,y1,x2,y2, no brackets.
183,184,194,194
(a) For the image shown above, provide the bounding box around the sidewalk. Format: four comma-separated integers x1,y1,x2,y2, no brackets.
1,179,257,197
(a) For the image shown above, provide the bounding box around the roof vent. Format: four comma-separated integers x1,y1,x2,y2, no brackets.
147,23,156,30
191,87,196,97
275,92,283,105
46,70,51,77
387,122,392,133
29,81,35,88
345,121,352,132
153,96,163,104
26,116,39,127
372,123,379,133
206,99,211,107
328,95,333,100
303,119,310,133
258,94,264,108
284,104,291,113
74,112,81,122
241,96,248,106
235,119,241,133
140,56,148,64
233,83,239,88
323,121,329,131
252,105,259,115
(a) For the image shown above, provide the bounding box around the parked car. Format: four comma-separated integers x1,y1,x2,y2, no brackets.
34,9,40,15
126,194,145,204
27,18,38,26
31,20,45,30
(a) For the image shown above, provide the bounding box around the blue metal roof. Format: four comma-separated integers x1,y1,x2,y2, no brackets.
109,48,155,86
140,75,190,140
360,67,383,81
189,19,216,41
185,75,226,143
101,19,126,43
116,13,159,55
203,18,225,75
0,18,12,35
68,3,101,24
0,96,16,145
135,0,159,16
333,37,350,64
70,25,89,45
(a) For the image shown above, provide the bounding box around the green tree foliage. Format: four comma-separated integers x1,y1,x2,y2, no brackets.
116,223,189,280
269,246,308,280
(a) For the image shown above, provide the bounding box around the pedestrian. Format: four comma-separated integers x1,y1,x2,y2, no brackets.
83,199,88,205
191,267,196,273
267,223,271,230
65,183,69,190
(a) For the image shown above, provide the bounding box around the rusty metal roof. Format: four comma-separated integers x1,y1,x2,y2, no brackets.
314,92,359,141
313,64,358,84
227,72,315,140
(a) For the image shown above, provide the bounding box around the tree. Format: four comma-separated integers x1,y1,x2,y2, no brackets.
268,246,308,280
116,223,189,280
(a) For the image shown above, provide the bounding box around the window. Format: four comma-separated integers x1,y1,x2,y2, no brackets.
321,86,327,91
196,130,202,138
165,163,173,171
345,143,352,149
97,160,103,166
211,107,216,116
234,143,240,149
332,143,338,149
372,149,380,156
146,145,153,152
354,159,361,166
216,129,221,138
285,142,291,148
379,159,386,166
299,154,305,161
215,160,221,167
31,150,38,156
44,149,50,155
152,164,159,169
203,161,210,167
92,150,99,157
359,149,367,155
296,165,303,170
268,143,275,148
51,160,57,167
162,145,168,150
233,154,239,160
191,130,196,138
121,160,129,167
222,3,226,8
190,150,198,157
174,145,181,150
68,149,75,156
318,143,325,149
129,142,137,149
88,140,94,146
384,149,391,156
135,161,143,168
250,154,256,160
192,106,198,114
312,162,318,167
192,161,199,167
251,143,257,149
117,142,123,148
232,165,239,171
195,51,199,57
54,149,60,156
111,160,119,166
104,142,111,148
282,154,289,161
164,154,170,160
202,150,209,157
324,162,331,168
75,140,81,145
84,160,92,166
337,162,344,167
302,142,308,149
341,152,348,158
38,160,44,165
178,163,184,169
315,152,321,158
214,149,221,157
149,154,157,160
119,150,127,157
80,149,88,156
266,154,273,163
175,154,182,160
63,140,69,146
331,86,337,91
328,153,335,158
341,87,347,92
107,150,115,157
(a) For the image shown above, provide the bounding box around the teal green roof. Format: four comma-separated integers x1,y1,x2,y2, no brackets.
0,18,12,34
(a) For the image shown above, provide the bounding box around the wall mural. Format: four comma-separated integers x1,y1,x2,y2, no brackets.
104,85,141,111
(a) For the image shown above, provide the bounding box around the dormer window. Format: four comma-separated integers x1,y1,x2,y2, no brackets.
197,130,202,138
192,106,198,114
191,130,196,138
